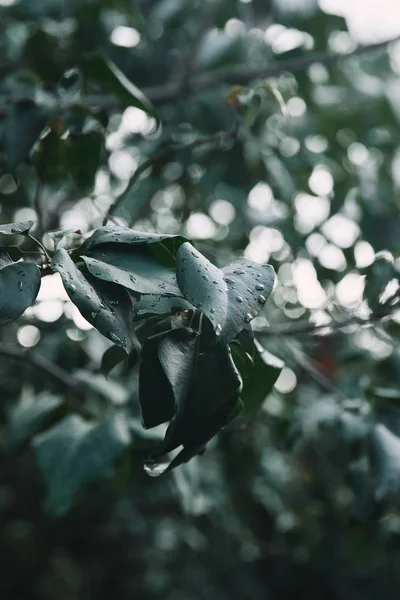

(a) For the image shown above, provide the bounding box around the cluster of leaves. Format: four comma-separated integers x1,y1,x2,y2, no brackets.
0,219,282,513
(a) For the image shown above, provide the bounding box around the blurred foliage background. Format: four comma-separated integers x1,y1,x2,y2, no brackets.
3,0,400,598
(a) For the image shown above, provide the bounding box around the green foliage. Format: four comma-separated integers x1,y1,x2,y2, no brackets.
33,413,130,515
3,0,400,597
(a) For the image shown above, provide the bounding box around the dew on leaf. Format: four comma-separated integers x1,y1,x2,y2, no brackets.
255,283,265,291
244,313,252,323
257,295,266,304
18,281,23,291
233,269,245,275
223,277,235,284
109,331,123,345
235,295,243,303
215,323,222,336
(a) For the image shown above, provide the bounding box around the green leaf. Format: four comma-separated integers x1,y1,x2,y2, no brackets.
176,242,275,344
101,343,140,378
47,228,82,250
157,327,200,409
140,326,200,429
153,344,243,461
81,249,183,296
139,333,177,429
8,392,64,447
0,250,13,269
232,340,284,419
0,261,41,326
371,423,400,509
136,294,192,318
0,221,36,235
64,131,103,193
33,413,130,516
3,100,47,170
80,54,158,120
78,225,187,267
52,248,138,352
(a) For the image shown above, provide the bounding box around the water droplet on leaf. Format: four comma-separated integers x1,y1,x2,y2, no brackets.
235,295,243,303
255,283,265,291
244,313,252,323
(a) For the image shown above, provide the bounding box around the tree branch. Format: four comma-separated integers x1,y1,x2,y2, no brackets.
146,33,400,103
103,122,239,225
0,33,397,115
0,345,83,391
256,306,396,338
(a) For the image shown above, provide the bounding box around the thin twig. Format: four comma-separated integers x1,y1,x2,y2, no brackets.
1,33,397,113
256,308,395,338
103,123,239,225
0,345,82,391
149,33,400,103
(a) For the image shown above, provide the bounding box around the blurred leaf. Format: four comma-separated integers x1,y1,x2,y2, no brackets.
47,228,82,249
176,242,275,344
52,248,139,352
8,392,64,447
64,131,103,193
0,261,41,326
80,54,158,120
371,423,400,509
2,101,47,170
33,413,130,516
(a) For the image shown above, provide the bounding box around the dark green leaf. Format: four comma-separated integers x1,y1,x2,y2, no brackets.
64,131,103,193
3,101,47,170
0,221,36,235
78,226,187,266
8,392,64,447
47,228,82,249
154,344,243,459
0,250,13,269
80,54,158,120
232,340,284,419
101,343,140,378
136,293,192,318
81,250,183,296
157,327,200,409
176,242,275,344
0,261,41,326
52,248,138,352
139,334,176,429
371,423,400,509
33,413,130,516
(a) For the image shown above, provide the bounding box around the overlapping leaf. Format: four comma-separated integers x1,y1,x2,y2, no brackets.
149,344,243,470
139,327,199,429
81,251,182,296
176,242,275,344
371,423,400,508
0,221,36,235
52,248,139,353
